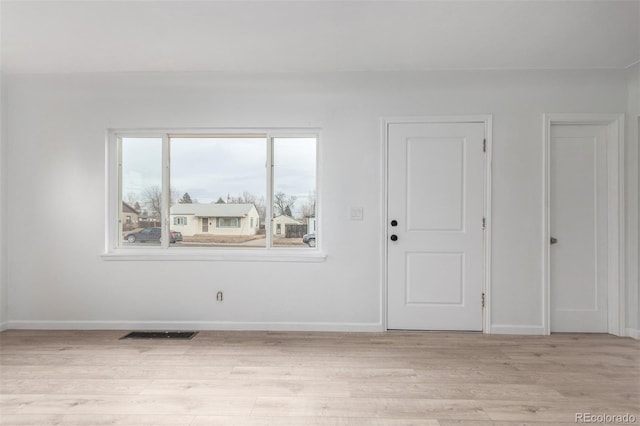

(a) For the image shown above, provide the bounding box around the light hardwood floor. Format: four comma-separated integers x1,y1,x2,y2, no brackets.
0,330,638,425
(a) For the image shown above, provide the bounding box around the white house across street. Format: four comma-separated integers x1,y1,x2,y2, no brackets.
170,203,259,236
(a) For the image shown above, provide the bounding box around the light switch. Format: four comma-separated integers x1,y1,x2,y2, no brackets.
350,207,364,221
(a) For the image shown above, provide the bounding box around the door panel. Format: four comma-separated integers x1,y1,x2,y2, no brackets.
407,138,464,231
406,252,464,305
387,122,485,331
550,124,608,332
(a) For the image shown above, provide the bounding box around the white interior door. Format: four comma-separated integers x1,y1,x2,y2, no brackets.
387,122,485,331
550,124,608,332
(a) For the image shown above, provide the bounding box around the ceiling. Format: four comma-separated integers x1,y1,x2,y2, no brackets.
1,0,639,74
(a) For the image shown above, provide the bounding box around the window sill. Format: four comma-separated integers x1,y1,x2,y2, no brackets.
101,248,327,262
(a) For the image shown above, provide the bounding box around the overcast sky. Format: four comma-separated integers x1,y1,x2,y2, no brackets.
122,137,316,216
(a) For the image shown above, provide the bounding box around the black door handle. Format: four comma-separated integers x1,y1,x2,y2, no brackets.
390,220,398,227
390,235,398,241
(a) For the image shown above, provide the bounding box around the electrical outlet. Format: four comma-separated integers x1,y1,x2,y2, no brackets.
350,207,363,220
216,291,223,302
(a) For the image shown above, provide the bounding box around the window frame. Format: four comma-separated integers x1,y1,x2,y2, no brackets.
104,128,324,262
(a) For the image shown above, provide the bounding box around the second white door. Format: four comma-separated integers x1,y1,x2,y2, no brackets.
387,122,485,331
550,124,609,332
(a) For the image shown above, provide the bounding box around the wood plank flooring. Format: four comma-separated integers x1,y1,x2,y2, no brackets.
0,330,638,425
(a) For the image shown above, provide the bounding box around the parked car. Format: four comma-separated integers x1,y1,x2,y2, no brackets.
302,233,316,247
125,227,181,244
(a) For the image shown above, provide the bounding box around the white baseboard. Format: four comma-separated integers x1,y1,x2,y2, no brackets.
6,320,384,333
0,321,8,332
491,324,637,338
15,322,629,337
490,324,546,335
625,328,640,339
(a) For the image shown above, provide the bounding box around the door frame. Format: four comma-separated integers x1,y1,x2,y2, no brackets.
542,113,625,336
381,115,493,333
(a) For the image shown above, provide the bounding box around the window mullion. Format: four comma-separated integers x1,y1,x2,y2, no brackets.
266,136,274,248
161,134,170,249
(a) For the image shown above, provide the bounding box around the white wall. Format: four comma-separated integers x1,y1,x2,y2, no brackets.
628,63,640,338
0,70,7,330
4,70,635,333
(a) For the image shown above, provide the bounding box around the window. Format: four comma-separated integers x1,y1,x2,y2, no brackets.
173,216,188,226
119,137,162,247
272,137,316,247
217,217,240,228
108,131,319,257
170,136,267,247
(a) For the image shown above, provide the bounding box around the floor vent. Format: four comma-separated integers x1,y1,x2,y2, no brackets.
120,331,198,340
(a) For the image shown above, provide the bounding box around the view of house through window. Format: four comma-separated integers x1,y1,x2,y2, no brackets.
118,134,317,249
120,137,162,246
272,137,317,248
170,136,267,248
